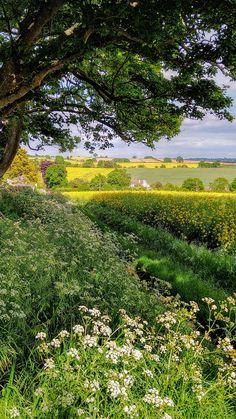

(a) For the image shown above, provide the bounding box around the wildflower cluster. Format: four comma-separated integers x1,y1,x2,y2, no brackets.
6,297,236,418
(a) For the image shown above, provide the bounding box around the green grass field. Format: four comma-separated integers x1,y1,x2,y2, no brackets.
127,167,236,186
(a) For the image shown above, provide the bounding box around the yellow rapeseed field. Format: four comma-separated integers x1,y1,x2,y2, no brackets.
66,167,113,181
88,190,236,250
119,162,198,168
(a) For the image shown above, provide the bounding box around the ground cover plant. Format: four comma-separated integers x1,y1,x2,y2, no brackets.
90,191,236,251
0,189,235,418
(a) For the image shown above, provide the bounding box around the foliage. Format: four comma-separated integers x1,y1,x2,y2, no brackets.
163,158,172,163
2,300,236,418
0,1,236,176
107,170,131,189
55,156,65,164
82,159,96,168
176,156,184,163
0,188,162,363
90,174,108,191
6,148,38,183
182,178,204,191
198,161,221,168
39,160,55,179
209,177,229,192
229,178,236,192
151,181,163,190
163,183,180,191
97,160,117,168
113,158,130,163
90,191,236,250
45,164,67,188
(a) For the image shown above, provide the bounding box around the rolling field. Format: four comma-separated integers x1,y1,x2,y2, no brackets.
127,167,236,186
66,167,113,181
120,162,198,168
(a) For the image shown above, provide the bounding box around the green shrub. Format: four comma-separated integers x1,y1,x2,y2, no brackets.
210,177,229,192
182,178,204,191
45,164,67,188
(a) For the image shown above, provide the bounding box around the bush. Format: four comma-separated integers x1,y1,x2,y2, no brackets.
209,177,229,192
40,160,55,179
97,160,116,168
176,156,184,163
107,169,131,189
90,174,107,190
82,159,95,168
45,164,67,188
182,178,204,191
151,181,163,190
163,157,172,163
6,148,39,183
163,183,179,191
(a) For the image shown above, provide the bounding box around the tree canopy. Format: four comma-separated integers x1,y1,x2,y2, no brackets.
0,0,235,176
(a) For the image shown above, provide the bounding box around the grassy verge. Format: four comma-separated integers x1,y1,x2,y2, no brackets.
83,203,236,321
0,190,235,418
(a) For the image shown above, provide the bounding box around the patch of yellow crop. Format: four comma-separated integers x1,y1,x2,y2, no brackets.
91,190,236,250
119,162,198,168
66,167,113,181
63,190,124,201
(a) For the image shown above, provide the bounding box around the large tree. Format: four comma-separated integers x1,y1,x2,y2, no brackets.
0,0,235,176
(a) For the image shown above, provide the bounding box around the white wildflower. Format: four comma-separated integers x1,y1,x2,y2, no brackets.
58,330,70,338
124,404,137,416
90,380,100,392
132,349,143,360
43,358,55,369
9,407,20,418
35,332,46,340
34,387,44,397
67,348,80,360
50,338,61,348
143,369,154,378
84,335,97,348
73,324,84,335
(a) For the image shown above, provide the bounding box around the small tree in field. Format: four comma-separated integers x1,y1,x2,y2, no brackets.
45,164,67,188
90,174,107,190
6,148,38,183
164,157,172,163
107,170,131,189
209,177,229,192
176,156,184,163
55,156,65,164
182,178,204,191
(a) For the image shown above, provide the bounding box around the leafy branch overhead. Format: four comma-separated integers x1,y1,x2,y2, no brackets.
0,0,235,175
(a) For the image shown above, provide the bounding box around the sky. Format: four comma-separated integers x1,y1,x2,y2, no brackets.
28,74,236,159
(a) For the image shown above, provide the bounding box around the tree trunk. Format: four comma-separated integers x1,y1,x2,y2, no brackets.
0,116,23,178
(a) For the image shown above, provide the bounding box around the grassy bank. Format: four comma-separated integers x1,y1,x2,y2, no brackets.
0,190,235,418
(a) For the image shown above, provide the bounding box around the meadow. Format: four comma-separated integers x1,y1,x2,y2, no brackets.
0,189,235,418
126,167,236,186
